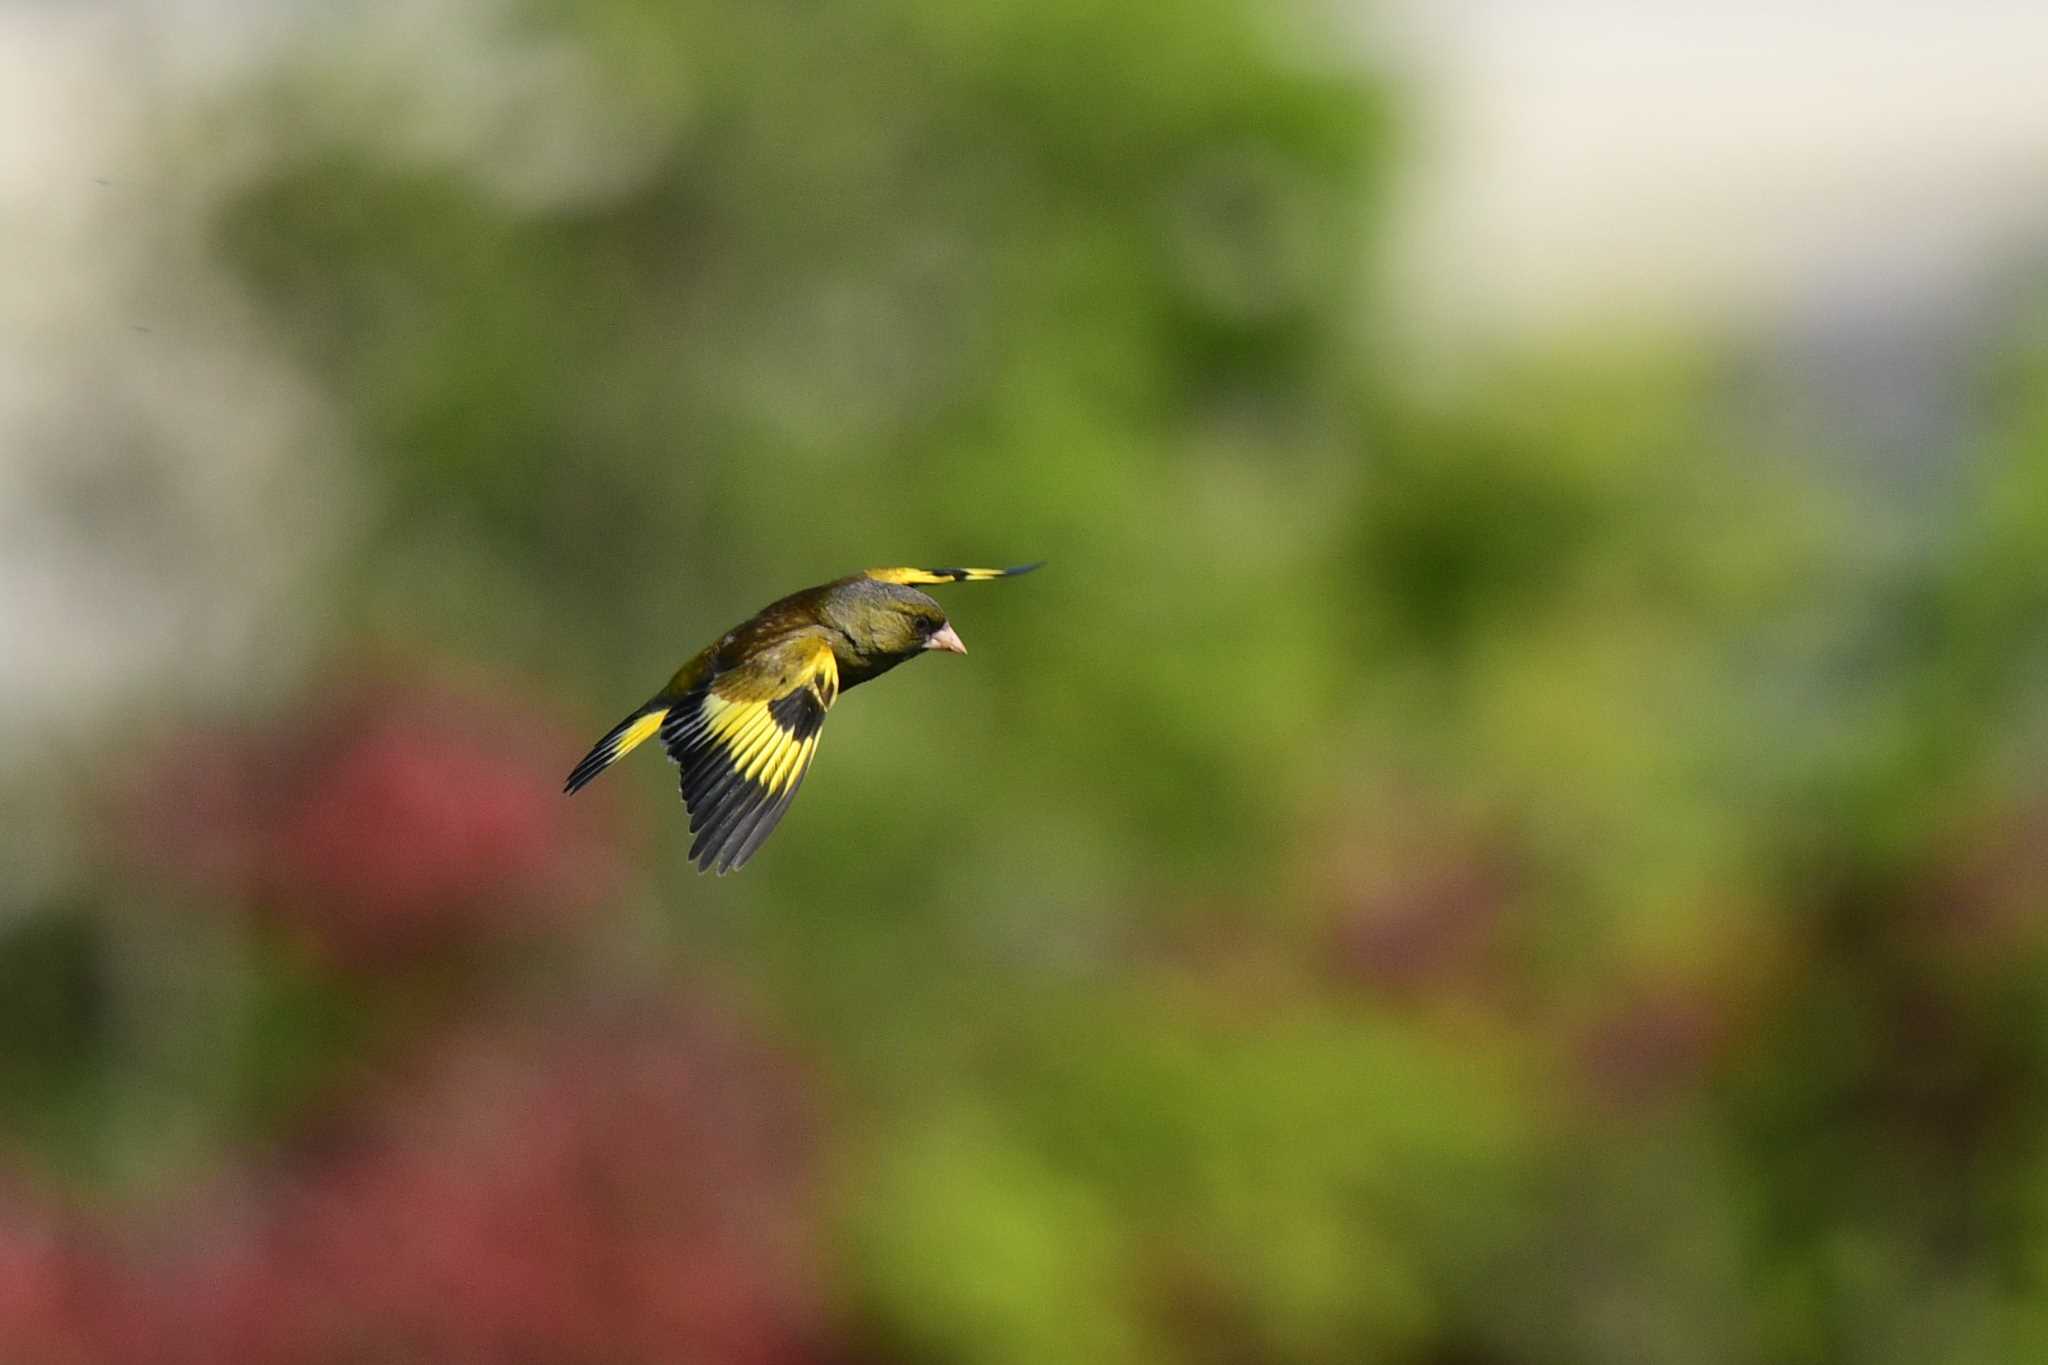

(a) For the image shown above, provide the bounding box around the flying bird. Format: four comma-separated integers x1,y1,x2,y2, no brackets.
565,563,1041,873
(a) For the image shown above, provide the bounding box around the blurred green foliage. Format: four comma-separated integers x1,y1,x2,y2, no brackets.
5,0,2048,1361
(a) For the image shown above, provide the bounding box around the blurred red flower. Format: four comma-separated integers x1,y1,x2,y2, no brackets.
0,1194,115,1365
6,998,826,1365
1576,981,1724,1107
1321,828,1520,1006
1326,855,1514,998
1916,797,2048,963
118,668,633,964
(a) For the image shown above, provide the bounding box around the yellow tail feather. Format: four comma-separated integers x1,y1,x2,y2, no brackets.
563,707,668,793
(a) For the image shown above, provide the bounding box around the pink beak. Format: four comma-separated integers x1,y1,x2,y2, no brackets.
926,623,967,655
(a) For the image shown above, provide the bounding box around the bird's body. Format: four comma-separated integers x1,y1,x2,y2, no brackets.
565,563,1038,873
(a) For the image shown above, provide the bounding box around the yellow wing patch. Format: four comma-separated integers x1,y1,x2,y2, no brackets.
863,563,1043,586
696,694,820,796
661,636,838,873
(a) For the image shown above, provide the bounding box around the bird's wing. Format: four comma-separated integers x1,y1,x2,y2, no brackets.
659,633,839,874
863,563,1043,585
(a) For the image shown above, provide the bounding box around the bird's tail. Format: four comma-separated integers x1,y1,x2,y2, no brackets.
563,701,671,793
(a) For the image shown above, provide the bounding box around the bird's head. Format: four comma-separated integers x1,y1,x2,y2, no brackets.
825,581,966,665
821,563,1038,681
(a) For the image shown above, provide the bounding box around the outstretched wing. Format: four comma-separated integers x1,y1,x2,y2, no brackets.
659,634,839,874
863,563,1043,586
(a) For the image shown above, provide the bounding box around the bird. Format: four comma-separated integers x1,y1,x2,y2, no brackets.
564,563,1041,873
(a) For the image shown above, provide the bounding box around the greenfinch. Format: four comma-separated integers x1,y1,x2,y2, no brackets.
565,564,1040,872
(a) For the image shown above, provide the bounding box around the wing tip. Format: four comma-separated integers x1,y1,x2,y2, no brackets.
683,757,811,875
866,561,1045,586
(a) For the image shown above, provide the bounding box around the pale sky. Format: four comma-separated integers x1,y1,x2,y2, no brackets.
1361,1,2048,333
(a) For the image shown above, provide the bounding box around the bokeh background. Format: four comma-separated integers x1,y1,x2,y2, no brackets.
5,2,2048,1361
